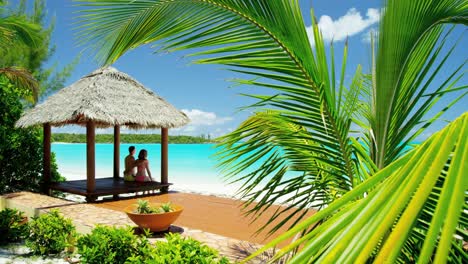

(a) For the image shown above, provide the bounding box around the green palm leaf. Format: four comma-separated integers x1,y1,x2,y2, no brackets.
0,5,43,103
0,67,38,102
215,111,351,234
248,112,467,263
371,0,467,168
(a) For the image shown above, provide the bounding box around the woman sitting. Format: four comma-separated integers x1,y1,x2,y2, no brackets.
135,149,153,182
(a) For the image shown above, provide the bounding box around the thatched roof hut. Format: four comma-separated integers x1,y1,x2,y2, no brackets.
15,67,189,202
17,66,189,129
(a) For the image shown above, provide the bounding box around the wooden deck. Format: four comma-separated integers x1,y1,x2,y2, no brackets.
50,177,171,202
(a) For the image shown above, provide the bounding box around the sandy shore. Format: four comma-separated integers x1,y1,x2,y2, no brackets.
94,191,315,246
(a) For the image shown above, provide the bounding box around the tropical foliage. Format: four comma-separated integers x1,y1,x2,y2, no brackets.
0,208,28,245
249,113,468,263
0,77,62,194
0,0,77,102
75,0,467,262
0,0,41,101
77,226,230,264
26,209,77,255
1,0,67,193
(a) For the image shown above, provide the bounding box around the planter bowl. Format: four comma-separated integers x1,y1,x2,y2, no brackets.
125,203,183,232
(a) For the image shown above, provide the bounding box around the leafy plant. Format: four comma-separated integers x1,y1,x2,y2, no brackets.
0,208,28,245
126,233,230,264
77,225,146,264
0,78,64,194
25,209,76,255
160,202,174,213
135,200,173,214
135,199,151,214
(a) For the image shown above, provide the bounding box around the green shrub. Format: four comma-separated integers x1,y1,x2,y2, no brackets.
0,79,64,195
25,209,76,255
126,233,230,264
0,208,29,245
77,225,145,264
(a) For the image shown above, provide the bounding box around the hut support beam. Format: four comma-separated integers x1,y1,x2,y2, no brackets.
113,125,120,200
113,125,120,180
161,127,168,192
43,123,51,194
86,121,96,202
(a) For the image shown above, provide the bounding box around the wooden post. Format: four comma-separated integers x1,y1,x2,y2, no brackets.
113,125,120,180
43,123,51,194
161,128,168,191
86,121,96,199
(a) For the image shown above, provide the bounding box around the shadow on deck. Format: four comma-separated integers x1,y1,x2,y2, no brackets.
50,177,172,202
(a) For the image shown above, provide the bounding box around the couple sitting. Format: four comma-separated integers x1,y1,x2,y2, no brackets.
123,146,153,182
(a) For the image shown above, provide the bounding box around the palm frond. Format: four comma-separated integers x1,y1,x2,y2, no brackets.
0,67,38,103
215,111,350,234
247,112,467,263
0,14,41,49
371,0,468,168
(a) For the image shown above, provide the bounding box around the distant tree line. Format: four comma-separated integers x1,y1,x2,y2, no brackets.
52,133,214,144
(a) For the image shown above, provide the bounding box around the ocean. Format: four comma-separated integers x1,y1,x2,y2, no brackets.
52,143,242,197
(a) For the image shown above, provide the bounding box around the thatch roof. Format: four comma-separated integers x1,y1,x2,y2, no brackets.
16,67,189,129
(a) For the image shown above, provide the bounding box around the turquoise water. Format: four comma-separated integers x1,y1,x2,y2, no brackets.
52,143,237,195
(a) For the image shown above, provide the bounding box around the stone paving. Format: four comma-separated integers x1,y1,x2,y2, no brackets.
1,192,275,263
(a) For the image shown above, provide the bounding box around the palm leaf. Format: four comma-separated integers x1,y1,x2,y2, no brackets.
215,111,351,234
371,0,467,168
0,13,41,50
247,112,467,263
0,5,43,103
0,67,38,103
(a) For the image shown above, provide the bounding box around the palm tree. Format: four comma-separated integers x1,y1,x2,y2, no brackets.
76,0,467,262
0,0,42,103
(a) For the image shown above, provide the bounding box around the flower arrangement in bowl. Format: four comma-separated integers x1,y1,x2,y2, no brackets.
125,199,183,232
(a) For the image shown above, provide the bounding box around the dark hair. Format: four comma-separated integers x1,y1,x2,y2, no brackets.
129,146,135,154
138,149,148,160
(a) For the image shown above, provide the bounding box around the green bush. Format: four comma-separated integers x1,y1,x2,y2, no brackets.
0,79,64,195
126,233,230,264
25,209,76,255
77,225,145,264
0,208,29,245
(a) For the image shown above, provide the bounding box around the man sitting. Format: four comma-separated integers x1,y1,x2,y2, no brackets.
123,146,137,181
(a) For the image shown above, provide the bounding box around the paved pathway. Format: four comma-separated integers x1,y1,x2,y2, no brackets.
2,192,276,263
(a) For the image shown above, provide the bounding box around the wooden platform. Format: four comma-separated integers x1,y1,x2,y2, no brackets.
50,177,171,202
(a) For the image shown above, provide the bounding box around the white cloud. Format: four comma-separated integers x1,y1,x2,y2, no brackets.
182,109,233,126
307,8,380,44
167,109,234,136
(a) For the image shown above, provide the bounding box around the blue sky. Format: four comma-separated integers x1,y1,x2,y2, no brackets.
8,0,467,138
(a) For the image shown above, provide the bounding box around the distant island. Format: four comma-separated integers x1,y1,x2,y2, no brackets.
52,133,215,144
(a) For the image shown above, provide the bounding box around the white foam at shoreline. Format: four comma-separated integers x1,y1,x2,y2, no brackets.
57,169,322,208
